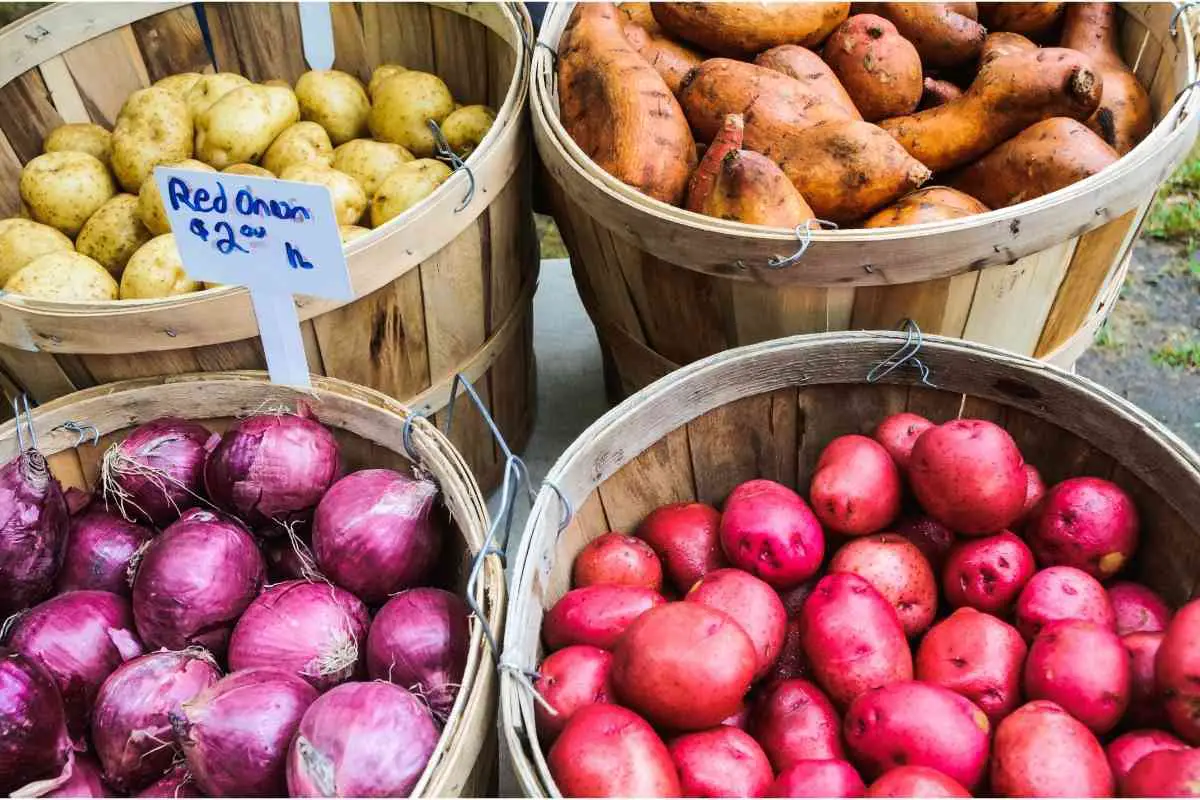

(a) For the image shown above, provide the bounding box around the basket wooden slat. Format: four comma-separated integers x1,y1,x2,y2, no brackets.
499,331,1200,797
0,2,537,492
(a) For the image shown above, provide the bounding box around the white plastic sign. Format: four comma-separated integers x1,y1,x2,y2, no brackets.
153,166,353,389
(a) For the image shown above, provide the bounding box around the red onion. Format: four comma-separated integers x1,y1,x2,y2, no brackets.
7,590,143,748
91,649,220,793
263,531,321,583
175,667,318,796
0,647,72,795
0,450,69,616
131,509,264,656
312,469,441,604
101,418,216,527
367,588,470,719
55,509,154,596
227,580,370,691
63,488,92,516
203,407,340,533
43,753,109,797
136,763,200,797
286,681,440,797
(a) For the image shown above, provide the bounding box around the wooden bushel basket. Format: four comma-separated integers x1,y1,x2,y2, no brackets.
0,2,537,492
0,372,506,797
532,3,1200,395
499,331,1200,797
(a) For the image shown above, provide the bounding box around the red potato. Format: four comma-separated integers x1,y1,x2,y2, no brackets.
1024,620,1131,734
1026,477,1140,579
765,618,809,684
1125,631,1168,729
800,572,912,707
823,14,923,121
668,727,773,798
720,479,825,590
942,530,1036,615
769,760,866,798
1122,747,1200,798
548,703,681,797
810,435,902,537
990,700,1114,797
1157,598,1200,744
865,766,971,797
872,412,934,471
753,678,845,770
687,568,787,679
1017,464,1046,527
543,585,665,651
721,705,750,730
916,607,1028,724
828,534,937,637
908,419,1027,535
611,602,756,731
1015,565,1116,640
573,532,664,591
1110,581,1172,636
844,681,991,789
1106,729,1189,790
533,645,613,743
892,515,956,570
637,502,727,593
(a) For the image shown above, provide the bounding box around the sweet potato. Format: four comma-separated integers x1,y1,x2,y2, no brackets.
844,681,991,789
637,501,727,593
699,150,816,227
823,14,922,121
617,2,658,31
979,30,1038,66
770,760,866,798
548,704,681,797
1025,475,1139,580
990,700,1114,797
543,584,665,650
810,435,903,537
771,119,932,223
1125,631,1168,729
1121,746,1200,798
916,608,1027,724
951,117,1119,208
828,534,937,637
651,2,851,56
558,3,695,205
942,531,1036,616
1109,581,1172,636
1106,729,1188,791
1015,566,1116,640
679,58,853,146
573,532,664,590
865,766,970,797
982,2,1066,39
534,645,614,742
669,727,773,798
880,48,1103,172
862,187,988,228
686,113,744,213
920,77,964,109
858,3,986,68
621,18,705,96
753,678,845,769
1024,620,1131,734
1156,598,1200,744
754,45,862,119
686,568,787,679
1061,2,1152,154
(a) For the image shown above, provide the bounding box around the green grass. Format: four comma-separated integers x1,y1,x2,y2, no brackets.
1151,339,1200,370
1094,320,1120,350
1146,141,1200,245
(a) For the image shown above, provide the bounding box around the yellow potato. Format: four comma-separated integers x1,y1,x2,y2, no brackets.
368,71,455,157
75,194,152,276
263,79,292,89
0,219,74,285
331,139,413,198
295,70,370,146
120,234,199,299
138,158,216,235
196,85,300,169
153,72,202,99
111,87,194,192
43,123,112,165
279,164,367,225
441,105,496,158
263,121,334,175
339,224,371,242
370,159,452,227
223,163,275,178
20,151,116,236
4,251,118,301
185,72,252,119
367,64,407,100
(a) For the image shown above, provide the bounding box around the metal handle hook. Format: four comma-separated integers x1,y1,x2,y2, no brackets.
1170,2,1200,36
11,394,37,453
427,119,477,212
54,420,100,448
866,319,936,387
764,218,839,269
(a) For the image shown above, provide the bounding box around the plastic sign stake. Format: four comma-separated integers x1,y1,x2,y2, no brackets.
298,2,335,70
153,166,354,389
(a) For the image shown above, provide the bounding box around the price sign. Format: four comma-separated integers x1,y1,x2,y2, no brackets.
153,166,354,388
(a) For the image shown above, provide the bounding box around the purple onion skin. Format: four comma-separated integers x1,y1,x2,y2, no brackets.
313,469,441,604
286,681,439,797
0,647,72,795
91,649,220,793
367,588,470,719
8,590,144,748
263,533,318,583
132,509,265,657
203,410,341,534
56,509,154,597
44,753,110,797
136,763,201,797
228,580,370,692
106,418,216,528
177,667,318,797
0,451,69,616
